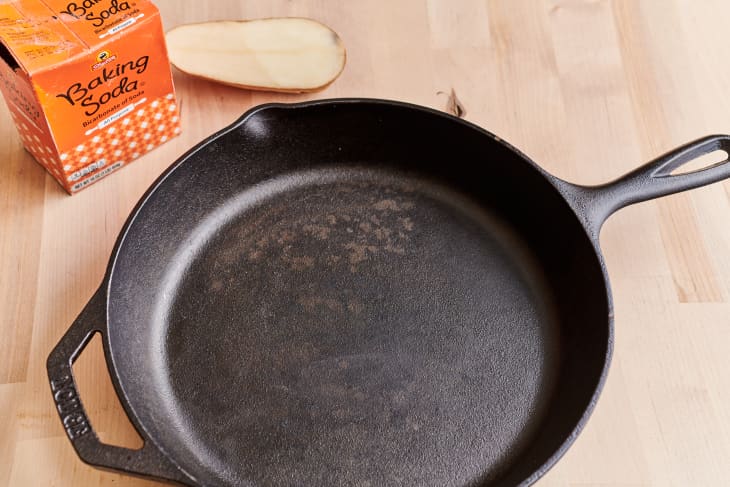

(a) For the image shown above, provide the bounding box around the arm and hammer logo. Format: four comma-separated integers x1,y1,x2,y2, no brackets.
92,50,117,70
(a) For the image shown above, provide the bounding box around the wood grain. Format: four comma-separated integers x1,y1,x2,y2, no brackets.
1,1,729,485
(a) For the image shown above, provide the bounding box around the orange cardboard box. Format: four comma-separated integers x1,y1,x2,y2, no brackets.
0,0,181,193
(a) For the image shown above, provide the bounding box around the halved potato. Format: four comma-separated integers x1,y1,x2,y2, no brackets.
166,18,346,93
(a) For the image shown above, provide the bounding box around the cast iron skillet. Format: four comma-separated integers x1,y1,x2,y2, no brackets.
48,99,730,486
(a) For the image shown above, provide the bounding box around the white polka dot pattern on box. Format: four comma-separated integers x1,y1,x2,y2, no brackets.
57,94,182,175
8,94,181,191
9,109,59,176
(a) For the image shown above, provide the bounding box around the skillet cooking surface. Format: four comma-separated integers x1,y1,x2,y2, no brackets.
153,169,559,485
97,101,612,486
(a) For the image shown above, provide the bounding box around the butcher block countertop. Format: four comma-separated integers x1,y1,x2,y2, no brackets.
2,1,730,485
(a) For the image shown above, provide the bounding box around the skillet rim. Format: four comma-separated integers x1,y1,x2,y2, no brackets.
101,98,615,487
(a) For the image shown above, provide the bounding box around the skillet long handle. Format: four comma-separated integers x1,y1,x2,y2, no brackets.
46,288,189,484
567,135,730,232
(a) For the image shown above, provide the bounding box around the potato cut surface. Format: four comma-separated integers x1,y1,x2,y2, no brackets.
166,18,346,93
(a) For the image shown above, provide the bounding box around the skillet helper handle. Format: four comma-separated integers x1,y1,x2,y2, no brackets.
46,288,187,484
580,135,730,228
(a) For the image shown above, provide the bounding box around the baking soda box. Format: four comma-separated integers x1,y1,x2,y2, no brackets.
0,0,181,193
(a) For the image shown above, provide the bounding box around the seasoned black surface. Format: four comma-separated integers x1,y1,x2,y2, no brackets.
95,100,611,486
158,172,559,485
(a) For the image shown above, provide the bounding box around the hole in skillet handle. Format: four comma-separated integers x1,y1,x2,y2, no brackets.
666,149,729,176
653,138,730,178
72,332,144,450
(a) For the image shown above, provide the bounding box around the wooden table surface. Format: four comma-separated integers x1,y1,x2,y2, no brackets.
2,1,730,485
